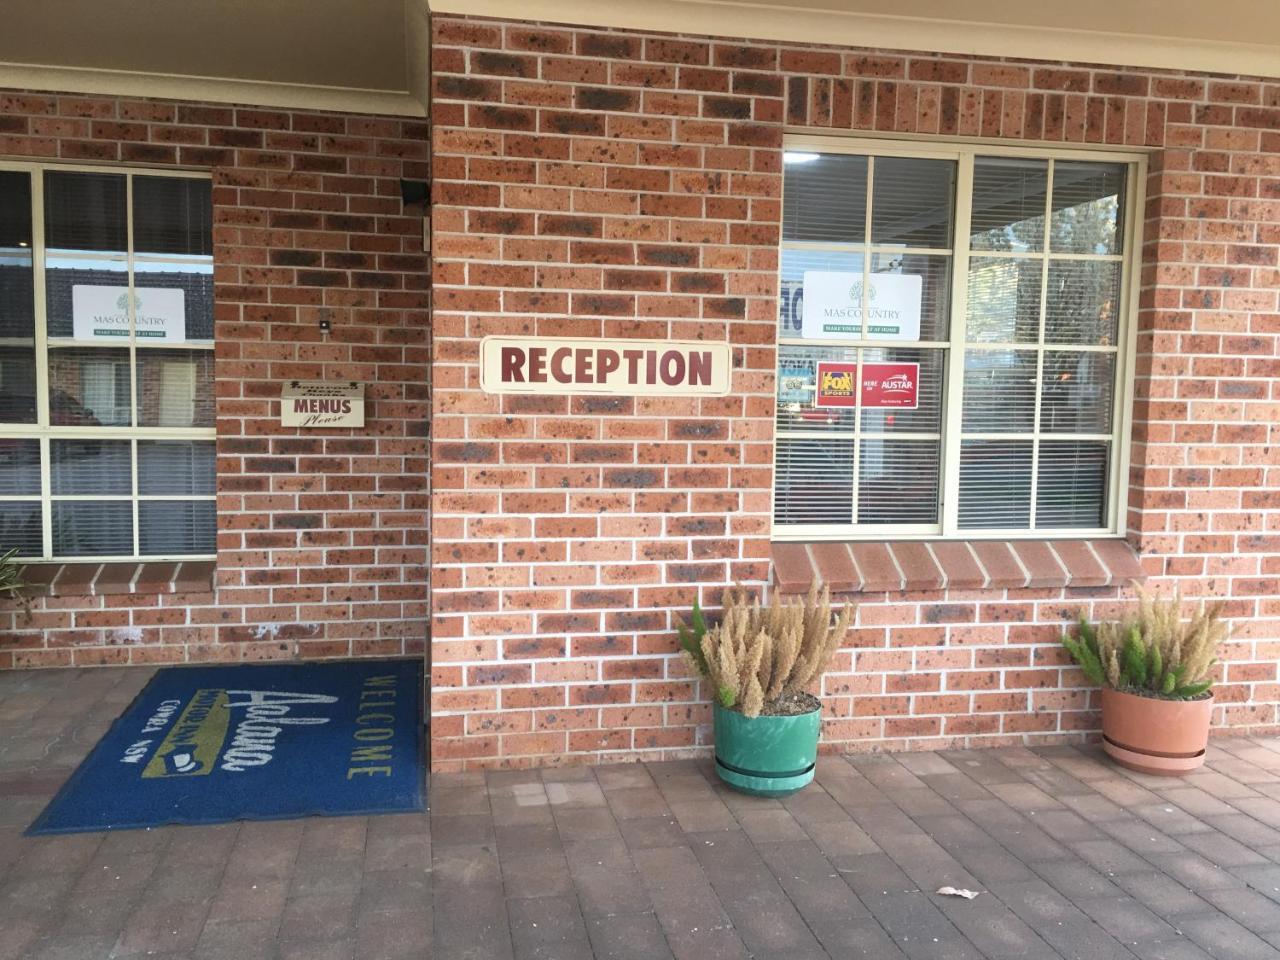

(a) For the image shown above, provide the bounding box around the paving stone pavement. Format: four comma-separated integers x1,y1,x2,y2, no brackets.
6,668,1280,959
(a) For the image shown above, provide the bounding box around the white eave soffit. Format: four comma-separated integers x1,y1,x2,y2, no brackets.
0,0,431,118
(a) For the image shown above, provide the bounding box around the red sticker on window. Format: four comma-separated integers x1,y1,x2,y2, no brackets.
815,361,919,409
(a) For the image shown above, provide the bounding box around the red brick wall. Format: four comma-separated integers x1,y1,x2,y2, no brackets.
430,16,1280,768
0,91,431,667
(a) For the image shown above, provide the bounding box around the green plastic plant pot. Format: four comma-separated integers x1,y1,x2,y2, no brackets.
713,702,822,798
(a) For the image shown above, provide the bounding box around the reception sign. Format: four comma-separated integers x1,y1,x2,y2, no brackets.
802,272,922,341
815,361,919,409
480,336,732,396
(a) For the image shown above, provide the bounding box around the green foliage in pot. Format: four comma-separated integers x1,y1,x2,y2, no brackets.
678,583,855,718
1062,588,1226,700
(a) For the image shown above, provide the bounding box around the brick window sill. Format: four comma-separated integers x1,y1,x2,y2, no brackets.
16,561,216,598
771,539,1144,596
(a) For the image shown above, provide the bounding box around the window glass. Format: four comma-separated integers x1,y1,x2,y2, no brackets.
0,167,215,559
0,171,36,424
775,147,1131,537
44,172,127,253
870,157,954,249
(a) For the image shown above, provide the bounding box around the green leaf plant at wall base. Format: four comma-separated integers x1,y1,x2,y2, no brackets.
1061,587,1227,702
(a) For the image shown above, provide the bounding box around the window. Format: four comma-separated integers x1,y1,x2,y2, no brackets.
774,140,1141,540
0,164,215,560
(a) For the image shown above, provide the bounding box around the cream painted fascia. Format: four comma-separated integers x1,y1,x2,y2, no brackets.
0,63,426,118
426,0,1280,79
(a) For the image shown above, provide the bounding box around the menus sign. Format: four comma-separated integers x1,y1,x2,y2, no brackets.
801,272,922,341
815,361,919,409
72,285,186,342
480,336,731,397
281,381,365,428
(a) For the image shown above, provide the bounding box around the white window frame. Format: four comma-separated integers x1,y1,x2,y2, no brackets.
0,160,216,562
772,135,1146,542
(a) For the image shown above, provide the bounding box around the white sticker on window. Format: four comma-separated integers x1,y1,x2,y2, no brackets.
801,271,921,341
72,285,187,343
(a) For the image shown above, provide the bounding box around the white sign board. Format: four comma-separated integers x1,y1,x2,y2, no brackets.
281,381,365,428
480,336,732,397
72,285,186,342
801,271,922,341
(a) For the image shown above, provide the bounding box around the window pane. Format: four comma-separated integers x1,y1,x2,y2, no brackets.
782,153,867,244
970,158,1047,252
44,172,127,253
1045,261,1121,346
138,441,215,495
133,177,213,256
966,258,1041,344
0,348,36,424
1050,161,1124,255
858,439,939,524
52,500,132,556
871,253,950,342
782,248,865,341
45,256,128,339
51,439,131,495
139,500,215,556
136,349,214,427
48,347,131,426
776,344,856,433
0,439,40,494
0,171,35,339
870,157,954,249
0,501,41,556
1037,441,1108,528
962,349,1037,432
134,260,214,341
859,347,944,434
773,437,853,525
1041,352,1114,434
959,440,1032,528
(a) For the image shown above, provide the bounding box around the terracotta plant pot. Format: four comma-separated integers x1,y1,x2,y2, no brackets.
1101,687,1214,776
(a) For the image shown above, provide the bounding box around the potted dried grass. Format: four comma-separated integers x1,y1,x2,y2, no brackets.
1062,588,1227,776
680,584,853,797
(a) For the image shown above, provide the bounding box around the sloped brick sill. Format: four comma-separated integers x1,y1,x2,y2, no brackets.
771,539,1144,596
16,561,216,598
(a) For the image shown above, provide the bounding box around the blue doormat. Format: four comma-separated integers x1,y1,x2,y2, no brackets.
27,659,425,835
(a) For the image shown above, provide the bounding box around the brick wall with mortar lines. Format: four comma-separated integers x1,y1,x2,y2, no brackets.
430,15,1280,769
0,91,431,668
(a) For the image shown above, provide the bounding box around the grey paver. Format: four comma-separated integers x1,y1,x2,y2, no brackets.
8,666,1280,960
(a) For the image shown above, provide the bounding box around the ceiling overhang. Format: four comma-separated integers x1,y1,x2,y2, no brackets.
429,0,1280,80
0,0,430,117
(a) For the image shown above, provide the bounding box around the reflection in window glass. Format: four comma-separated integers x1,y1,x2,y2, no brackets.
133,260,214,341
1038,441,1108,527
970,158,1047,252
1050,162,1124,254
52,500,133,557
871,253,950,342
961,349,1037,433
133,177,213,256
782,153,867,244
140,500,216,556
47,347,131,426
138,441,215,495
870,157,955,249
45,256,128,339
137,349,215,427
0,501,41,556
51,439,131,495
1045,260,1121,347
1040,352,1114,434
966,258,1041,344
0,440,39,495
44,172,127,253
